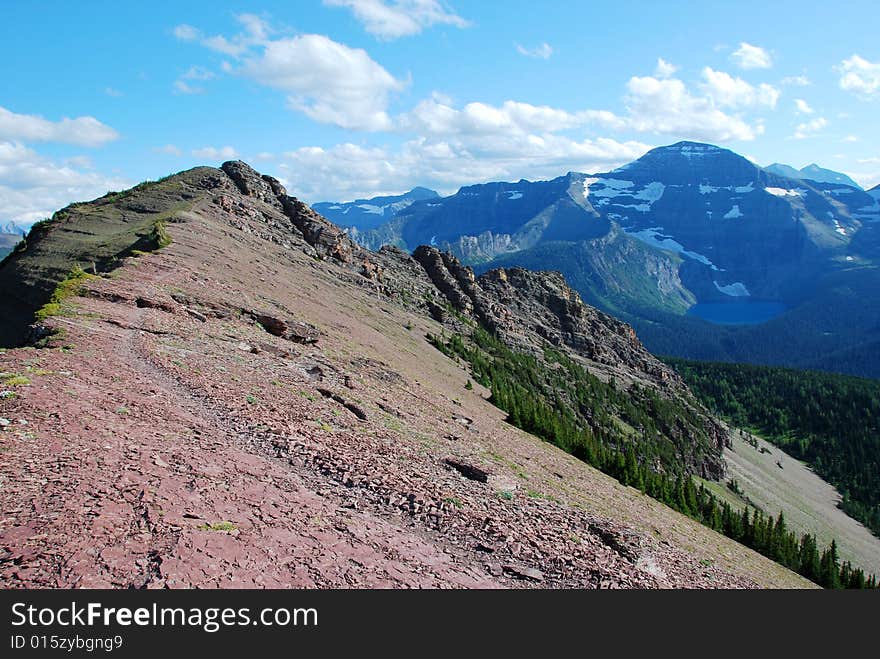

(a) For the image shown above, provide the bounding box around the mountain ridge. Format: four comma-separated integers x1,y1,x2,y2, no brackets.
0,159,819,589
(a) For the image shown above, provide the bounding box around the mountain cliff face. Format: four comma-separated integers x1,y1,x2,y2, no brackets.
0,161,809,589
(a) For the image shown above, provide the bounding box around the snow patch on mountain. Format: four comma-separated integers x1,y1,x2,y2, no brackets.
634,182,666,202
723,205,743,219
624,226,720,270
714,281,751,297
583,178,664,211
677,144,719,158
506,191,523,200
765,187,806,198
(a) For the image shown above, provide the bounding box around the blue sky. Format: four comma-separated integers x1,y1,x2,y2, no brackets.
2,0,879,227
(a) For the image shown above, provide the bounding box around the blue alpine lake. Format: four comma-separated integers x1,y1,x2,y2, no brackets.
687,300,788,325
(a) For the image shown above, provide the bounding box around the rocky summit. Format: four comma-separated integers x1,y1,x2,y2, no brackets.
0,161,812,589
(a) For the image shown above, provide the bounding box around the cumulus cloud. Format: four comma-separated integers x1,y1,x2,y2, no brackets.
842,135,859,143
179,16,406,131
792,116,828,139
655,58,678,79
731,42,772,70
401,97,603,135
173,14,271,57
0,106,119,147
700,67,780,108
323,0,469,39
0,141,130,227
622,75,764,141
794,98,813,114
516,42,553,59
838,55,880,98
192,145,238,159
173,66,217,95
237,34,406,131
280,134,651,202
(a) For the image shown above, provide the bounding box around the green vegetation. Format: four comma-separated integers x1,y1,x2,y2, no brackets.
430,328,876,588
198,521,237,532
149,219,172,249
0,373,30,387
34,266,98,321
665,358,880,538
429,327,722,481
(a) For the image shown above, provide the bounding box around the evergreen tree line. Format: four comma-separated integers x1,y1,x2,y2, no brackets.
429,329,877,589
664,358,880,537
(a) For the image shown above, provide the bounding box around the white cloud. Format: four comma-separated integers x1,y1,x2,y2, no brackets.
173,80,205,95
402,98,595,135
842,135,859,143
173,14,271,57
792,117,827,139
181,16,406,131
104,87,124,98
173,66,217,95
323,0,469,39
700,67,780,108
857,157,880,164
622,75,764,141
838,55,880,98
0,141,130,227
655,58,678,79
781,74,810,87
182,66,216,81
238,34,406,131
731,42,772,70
280,135,650,202
192,146,238,159
794,98,813,114
516,42,553,60
173,24,199,41
153,144,182,156
0,106,119,147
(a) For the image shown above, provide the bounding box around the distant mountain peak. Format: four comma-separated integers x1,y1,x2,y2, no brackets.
765,162,862,190
311,186,440,232
613,141,758,183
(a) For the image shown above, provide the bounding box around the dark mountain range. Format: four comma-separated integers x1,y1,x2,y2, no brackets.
765,163,863,189
312,187,439,234
336,142,880,377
